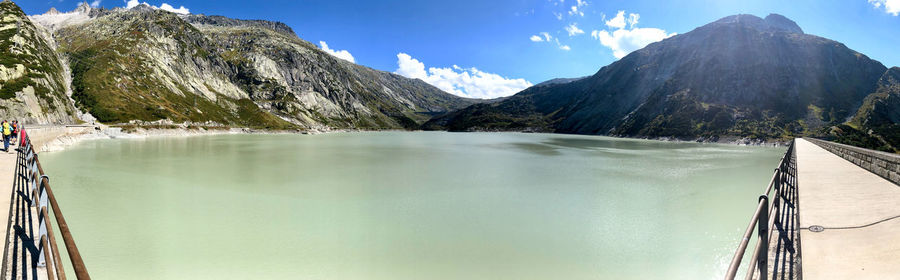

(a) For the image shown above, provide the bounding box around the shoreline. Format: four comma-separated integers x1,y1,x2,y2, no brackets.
31,124,788,153
445,129,789,147
34,125,381,153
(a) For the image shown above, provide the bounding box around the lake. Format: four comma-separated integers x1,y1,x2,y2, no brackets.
39,132,784,279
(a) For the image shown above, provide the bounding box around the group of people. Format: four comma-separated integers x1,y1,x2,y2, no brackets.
2,120,18,153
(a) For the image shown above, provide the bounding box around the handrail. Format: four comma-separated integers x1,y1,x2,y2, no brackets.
724,139,795,280
15,126,91,279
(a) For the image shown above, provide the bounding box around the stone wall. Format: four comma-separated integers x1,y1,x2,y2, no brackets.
21,125,94,152
806,138,900,185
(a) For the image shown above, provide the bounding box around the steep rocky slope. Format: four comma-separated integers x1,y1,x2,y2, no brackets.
0,1,78,123
17,1,474,129
429,14,895,144
833,67,900,151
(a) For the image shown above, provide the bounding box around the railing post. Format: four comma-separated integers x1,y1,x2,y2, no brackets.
774,168,782,206
726,139,795,280
36,176,50,267
757,195,769,280
36,159,92,279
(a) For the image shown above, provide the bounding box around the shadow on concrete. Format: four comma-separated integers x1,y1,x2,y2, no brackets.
767,150,801,280
2,142,43,280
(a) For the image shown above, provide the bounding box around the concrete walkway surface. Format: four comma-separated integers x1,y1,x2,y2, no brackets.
796,138,900,279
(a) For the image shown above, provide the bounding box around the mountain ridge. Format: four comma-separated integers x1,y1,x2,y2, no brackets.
4,2,898,151
8,1,478,130
0,1,79,123
427,13,900,150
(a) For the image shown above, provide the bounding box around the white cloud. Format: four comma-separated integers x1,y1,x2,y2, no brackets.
396,53,427,79
568,6,583,17
592,11,674,59
90,0,101,8
565,23,584,36
529,31,570,50
568,0,587,16
554,38,570,51
592,28,675,59
158,3,189,14
605,10,627,29
319,41,355,63
869,0,900,15
124,0,190,14
530,32,552,42
540,32,552,41
394,53,533,99
628,13,640,28
554,12,563,20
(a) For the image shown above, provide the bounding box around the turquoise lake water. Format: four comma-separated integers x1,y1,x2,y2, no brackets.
39,132,784,279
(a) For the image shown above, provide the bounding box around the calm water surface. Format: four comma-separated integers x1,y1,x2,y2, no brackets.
40,132,783,279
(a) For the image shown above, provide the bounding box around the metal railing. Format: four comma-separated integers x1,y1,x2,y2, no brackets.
10,127,91,279
725,139,795,280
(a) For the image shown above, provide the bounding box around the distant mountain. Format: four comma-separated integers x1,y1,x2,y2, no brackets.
534,77,587,87
7,1,476,129
428,14,899,148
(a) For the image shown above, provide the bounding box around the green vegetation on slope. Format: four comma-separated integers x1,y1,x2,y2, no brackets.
59,10,295,129
53,7,473,130
0,1,76,121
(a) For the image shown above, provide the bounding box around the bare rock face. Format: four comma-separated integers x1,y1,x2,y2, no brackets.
73,2,91,14
181,15,297,38
128,4,155,13
842,67,900,151
764,14,804,34
0,1,78,124
431,14,894,143
5,1,475,129
709,14,804,34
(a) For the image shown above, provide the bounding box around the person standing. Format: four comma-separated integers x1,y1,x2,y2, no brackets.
2,120,10,153
10,120,16,142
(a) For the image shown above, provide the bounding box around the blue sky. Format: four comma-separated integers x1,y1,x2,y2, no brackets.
19,0,900,98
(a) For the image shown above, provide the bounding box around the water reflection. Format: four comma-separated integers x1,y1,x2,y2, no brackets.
509,136,706,156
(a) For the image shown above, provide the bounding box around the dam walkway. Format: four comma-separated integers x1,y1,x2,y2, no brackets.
727,138,900,280
0,126,94,280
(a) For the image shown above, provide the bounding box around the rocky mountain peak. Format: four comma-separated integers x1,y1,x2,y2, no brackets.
129,3,155,12
181,14,298,38
74,1,91,14
764,14,804,34
46,7,60,15
431,11,891,143
36,0,473,129
710,13,804,34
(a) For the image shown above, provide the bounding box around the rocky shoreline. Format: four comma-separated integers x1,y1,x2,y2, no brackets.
455,127,789,147
34,124,374,152
33,124,788,154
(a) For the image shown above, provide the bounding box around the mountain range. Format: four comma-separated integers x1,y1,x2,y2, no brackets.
1,1,898,150
4,1,475,130
426,14,900,151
